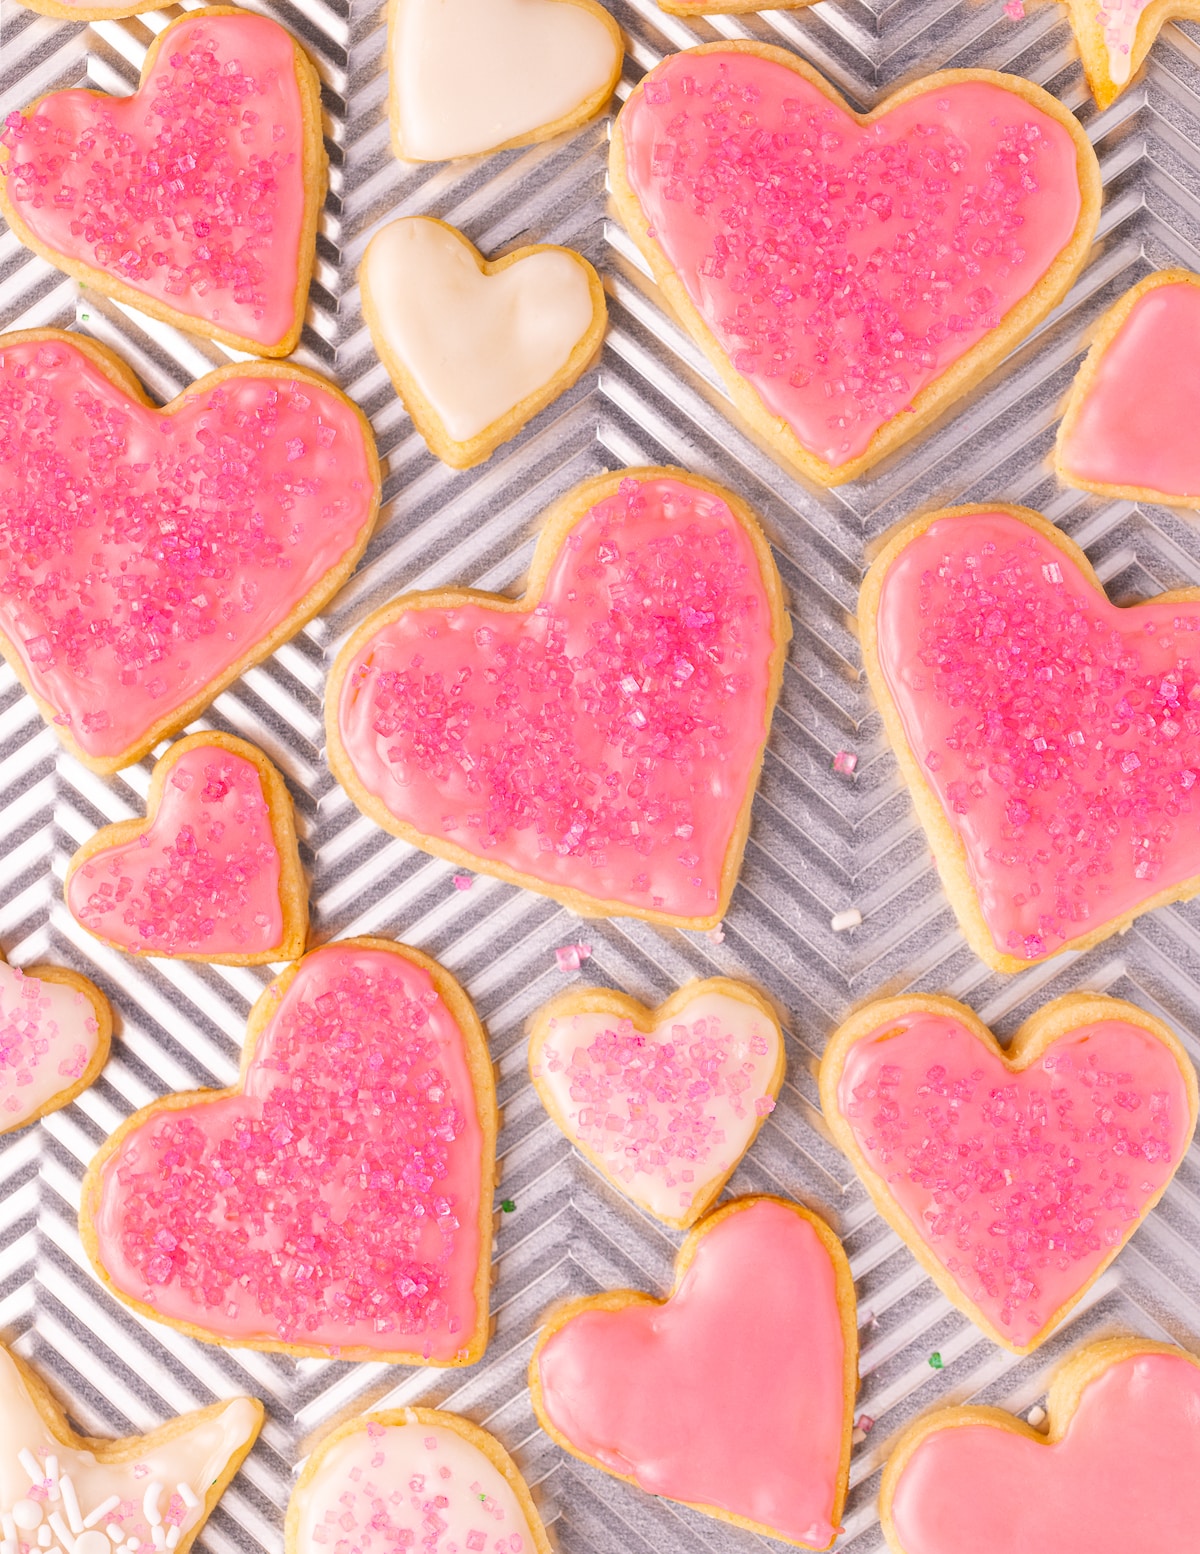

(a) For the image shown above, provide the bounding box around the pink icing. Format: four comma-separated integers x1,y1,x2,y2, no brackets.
619,53,1083,468
888,1352,1200,1553
535,1199,848,1546
0,336,373,763
336,475,777,920
1060,281,1200,497
1,14,309,348
91,943,486,1357
875,511,1200,959
836,1012,1191,1344
67,744,284,957
0,963,100,1124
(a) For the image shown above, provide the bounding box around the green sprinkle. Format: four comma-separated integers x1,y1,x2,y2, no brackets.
929,1352,944,1370
500,1199,516,1213
81,313,90,321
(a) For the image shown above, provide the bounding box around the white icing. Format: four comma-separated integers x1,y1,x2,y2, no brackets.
1098,0,1151,82
363,218,596,444
0,965,101,1128
391,0,620,161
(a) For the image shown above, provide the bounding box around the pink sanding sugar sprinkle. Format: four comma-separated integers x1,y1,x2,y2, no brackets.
452,875,474,891
1003,0,1025,17
833,750,858,775
555,943,592,974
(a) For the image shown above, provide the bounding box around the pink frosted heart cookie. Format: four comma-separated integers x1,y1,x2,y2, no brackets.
81,938,497,1363
0,332,378,774
610,44,1100,485
66,734,306,965
0,8,325,355
530,1197,857,1549
821,993,1197,1352
327,469,789,929
881,1339,1200,1554
0,958,111,1134
529,977,785,1227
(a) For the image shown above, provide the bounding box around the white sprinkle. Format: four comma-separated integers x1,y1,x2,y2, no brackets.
83,1503,120,1532
60,1476,83,1534
3,1538,17,1554
105,1531,123,1545
143,1487,164,1529
175,1489,198,1514
18,1450,42,1483
73,1532,108,1554
36,1529,51,1548
151,1531,164,1551
13,1502,44,1531
831,908,862,932
164,1532,179,1551
123,1542,140,1553
3,1517,17,1545
48,1512,74,1554
44,1459,59,1490
1028,1404,1047,1427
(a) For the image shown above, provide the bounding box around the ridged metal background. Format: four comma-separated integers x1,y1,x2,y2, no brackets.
1,0,1200,1550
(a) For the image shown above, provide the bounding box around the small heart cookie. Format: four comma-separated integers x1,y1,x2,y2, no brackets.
821,993,1198,1352
361,218,606,469
529,978,785,1227
66,734,307,966
0,8,325,356
81,938,497,1364
0,957,111,1134
389,0,622,162
1064,0,1200,108
530,1197,857,1549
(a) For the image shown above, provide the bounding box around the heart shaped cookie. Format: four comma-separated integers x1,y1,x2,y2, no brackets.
0,331,378,774
81,938,497,1364
360,217,606,469
860,503,1200,967
881,1339,1200,1554
287,1409,551,1554
0,957,111,1134
0,1339,262,1554
1056,269,1200,504
611,44,1100,485
0,9,325,356
389,0,622,162
66,734,307,965
327,469,789,929
529,977,785,1227
1064,0,1200,108
821,993,1197,1353
530,1197,856,1549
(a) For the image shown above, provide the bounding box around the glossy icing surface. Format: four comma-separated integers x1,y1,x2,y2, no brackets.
837,1012,1192,1344
1097,0,1152,84
876,511,1200,959
620,53,1082,468
532,990,781,1220
91,944,486,1357
0,964,100,1126
363,218,595,443
536,1200,848,1545
67,745,284,957
336,475,777,919
0,337,374,762
888,1353,1200,1553
1,14,310,347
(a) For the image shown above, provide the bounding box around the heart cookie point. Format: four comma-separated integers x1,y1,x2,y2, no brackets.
0,960,111,1133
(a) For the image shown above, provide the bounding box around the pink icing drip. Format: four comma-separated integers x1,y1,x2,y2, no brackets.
92,944,485,1356
536,1199,847,1545
0,337,373,761
876,511,1200,959
67,745,284,956
336,475,775,919
889,1353,1200,1553
838,1013,1191,1341
620,55,1082,467
1,14,308,347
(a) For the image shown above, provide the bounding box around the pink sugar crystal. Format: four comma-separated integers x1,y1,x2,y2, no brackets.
453,875,474,891
555,943,592,974
1004,0,1025,17
833,750,858,775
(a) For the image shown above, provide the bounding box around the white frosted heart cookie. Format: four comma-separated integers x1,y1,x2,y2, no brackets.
361,217,606,468
0,958,111,1133
388,0,623,162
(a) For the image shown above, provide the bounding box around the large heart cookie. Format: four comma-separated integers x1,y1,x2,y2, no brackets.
1063,0,1200,109
0,332,378,774
360,217,606,469
881,1339,1200,1554
530,1197,856,1548
529,977,785,1227
327,469,789,929
0,957,111,1133
821,993,1198,1352
389,0,622,162
66,734,307,965
861,503,1200,967
81,938,497,1364
0,9,325,356
611,44,1100,485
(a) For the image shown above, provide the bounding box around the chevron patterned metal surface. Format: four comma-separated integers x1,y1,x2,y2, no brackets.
1,0,1200,1549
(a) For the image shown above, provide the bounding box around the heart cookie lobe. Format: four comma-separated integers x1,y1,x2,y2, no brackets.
329,470,788,927
862,504,1200,967
65,734,307,965
530,1197,857,1549
389,0,622,162
611,44,1099,485
0,960,111,1133
0,9,325,356
529,978,785,1227
821,994,1197,1353
880,1339,1200,1554
0,332,378,773
360,218,606,469
81,938,497,1363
